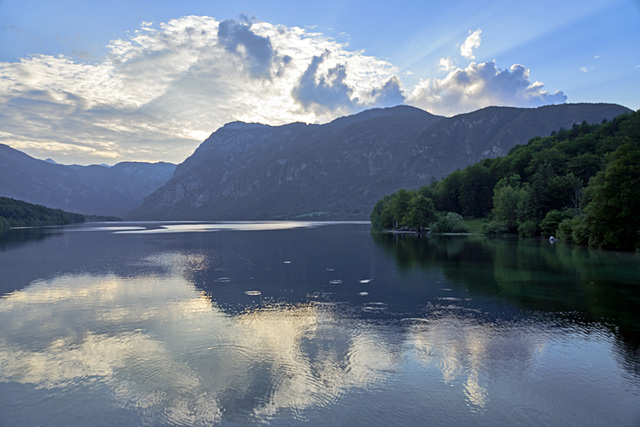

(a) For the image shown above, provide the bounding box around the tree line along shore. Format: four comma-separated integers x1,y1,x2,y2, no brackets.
371,110,640,252
0,196,121,231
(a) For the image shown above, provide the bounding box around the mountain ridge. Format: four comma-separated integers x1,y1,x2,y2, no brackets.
130,103,631,220
0,144,176,217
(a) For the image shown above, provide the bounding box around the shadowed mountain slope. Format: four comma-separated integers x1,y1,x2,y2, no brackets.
0,145,176,217
128,103,630,220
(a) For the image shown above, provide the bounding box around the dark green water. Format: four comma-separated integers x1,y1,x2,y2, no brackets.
0,222,639,426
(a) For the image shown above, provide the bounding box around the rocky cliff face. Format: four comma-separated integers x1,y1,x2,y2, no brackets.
402,103,633,180
130,106,442,220
130,103,631,221
0,145,176,217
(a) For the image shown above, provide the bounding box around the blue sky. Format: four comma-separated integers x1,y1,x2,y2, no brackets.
1,0,638,165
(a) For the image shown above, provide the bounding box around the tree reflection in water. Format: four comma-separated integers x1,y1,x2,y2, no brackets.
371,231,640,380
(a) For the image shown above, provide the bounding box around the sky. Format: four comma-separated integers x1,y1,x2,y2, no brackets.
0,0,638,165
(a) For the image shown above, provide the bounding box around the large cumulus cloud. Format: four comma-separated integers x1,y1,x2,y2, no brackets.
291,53,407,114
292,53,355,114
0,16,402,164
0,18,566,165
409,61,567,116
217,17,275,78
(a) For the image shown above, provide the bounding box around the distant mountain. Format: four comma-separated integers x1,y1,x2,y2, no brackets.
0,145,176,217
130,103,631,221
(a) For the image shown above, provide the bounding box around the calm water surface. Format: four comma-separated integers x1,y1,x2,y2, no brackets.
0,222,639,426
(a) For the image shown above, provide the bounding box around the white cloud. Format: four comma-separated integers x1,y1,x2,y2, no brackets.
408,61,567,116
217,17,275,78
183,129,212,141
368,76,405,108
580,66,594,73
0,263,397,423
0,17,566,165
292,52,355,114
0,16,400,164
460,29,482,60
438,57,456,73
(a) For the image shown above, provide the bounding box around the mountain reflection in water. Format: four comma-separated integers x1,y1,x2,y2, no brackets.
0,222,639,426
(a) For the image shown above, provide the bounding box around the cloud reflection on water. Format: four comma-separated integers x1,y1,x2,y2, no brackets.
65,221,371,235
0,246,637,425
111,221,352,234
0,252,394,424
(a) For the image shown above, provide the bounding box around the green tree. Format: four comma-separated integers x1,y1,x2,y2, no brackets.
545,173,584,211
370,109,639,250
0,196,85,228
584,141,640,250
567,153,601,182
431,212,468,233
370,195,394,229
392,189,413,228
486,174,535,234
434,170,462,213
417,184,436,201
406,195,437,232
490,184,519,232
459,164,493,217
517,220,538,238
539,209,576,238
529,162,556,219
557,216,589,245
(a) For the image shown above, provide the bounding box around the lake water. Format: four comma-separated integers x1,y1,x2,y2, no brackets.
1,221,639,426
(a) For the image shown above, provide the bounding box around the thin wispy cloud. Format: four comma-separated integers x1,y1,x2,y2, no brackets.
0,17,566,164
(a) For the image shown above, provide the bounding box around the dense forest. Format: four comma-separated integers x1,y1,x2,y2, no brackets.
0,196,86,231
371,110,640,251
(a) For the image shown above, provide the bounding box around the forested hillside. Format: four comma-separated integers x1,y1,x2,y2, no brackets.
0,196,85,231
371,110,640,251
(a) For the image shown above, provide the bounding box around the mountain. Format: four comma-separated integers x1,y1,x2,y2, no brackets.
402,103,634,180
130,103,631,221
130,106,442,220
0,145,176,217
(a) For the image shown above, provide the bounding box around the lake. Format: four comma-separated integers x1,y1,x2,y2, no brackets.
0,221,639,426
